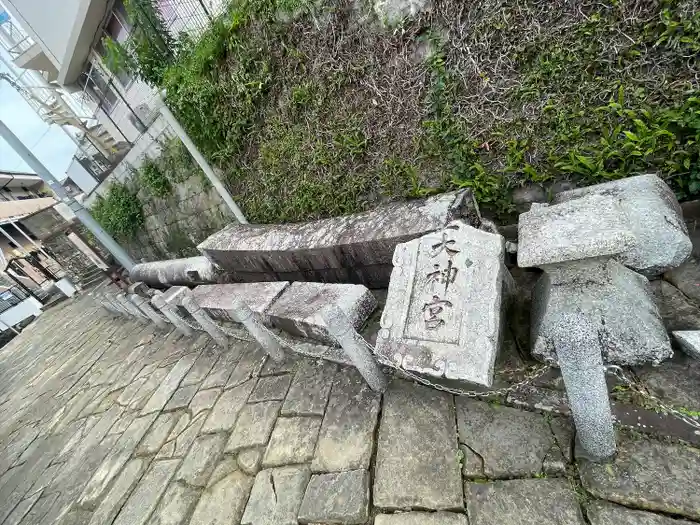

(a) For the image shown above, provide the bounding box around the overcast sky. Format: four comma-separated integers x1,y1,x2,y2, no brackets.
0,52,77,178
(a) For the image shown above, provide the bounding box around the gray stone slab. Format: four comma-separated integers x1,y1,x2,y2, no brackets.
136,412,179,456
189,469,254,525
78,412,158,508
375,221,509,387
191,282,290,323
532,259,671,366
312,369,380,473
580,435,700,520
181,347,219,387
241,466,311,525
22,492,60,525
4,491,41,525
176,433,227,487
634,353,700,411
201,379,255,434
587,501,695,525
226,346,268,389
260,352,305,377
665,258,700,308
238,448,263,476
672,331,700,360
189,388,221,417
249,375,292,403
262,416,322,467
375,513,468,525
112,459,180,525
267,282,377,344
200,352,239,390
198,191,475,288
141,352,199,415
164,384,199,411
87,459,147,525
466,478,585,525
374,380,463,511
456,399,572,478
518,196,634,268
298,469,369,524
281,359,337,417
171,412,208,458
226,401,281,453
650,280,700,331
552,174,692,276
146,481,201,525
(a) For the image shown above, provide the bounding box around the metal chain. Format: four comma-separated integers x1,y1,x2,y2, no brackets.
397,363,551,398
605,365,700,432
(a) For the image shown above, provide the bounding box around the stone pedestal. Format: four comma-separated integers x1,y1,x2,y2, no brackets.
375,221,511,387
531,259,671,366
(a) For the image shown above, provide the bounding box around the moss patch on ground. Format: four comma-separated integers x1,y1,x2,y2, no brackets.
163,0,700,223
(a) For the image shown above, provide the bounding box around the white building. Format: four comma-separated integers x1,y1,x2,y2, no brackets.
0,0,225,200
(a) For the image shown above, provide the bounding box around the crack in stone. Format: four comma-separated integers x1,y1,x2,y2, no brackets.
269,470,277,503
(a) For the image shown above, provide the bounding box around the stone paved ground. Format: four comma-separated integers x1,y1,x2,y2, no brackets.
1,296,700,525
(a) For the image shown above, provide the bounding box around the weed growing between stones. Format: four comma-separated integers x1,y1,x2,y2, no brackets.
126,0,700,223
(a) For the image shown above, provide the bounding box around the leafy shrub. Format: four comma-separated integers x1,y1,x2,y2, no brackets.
91,182,145,240
139,158,172,198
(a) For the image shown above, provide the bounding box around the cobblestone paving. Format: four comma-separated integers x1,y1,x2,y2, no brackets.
1,296,699,525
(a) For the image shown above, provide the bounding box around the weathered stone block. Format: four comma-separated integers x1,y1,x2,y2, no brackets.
374,380,463,511
532,259,671,366
552,174,692,275
249,375,291,403
201,380,255,433
198,191,478,288
266,282,377,344
312,369,380,473
518,196,635,268
298,470,369,524
262,416,322,467
281,359,337,417
176,433,227,487
226,401,281,453
191,282,290,323
375,513,468,525
241,466,310,525
673,331,700,360
190,468,254,525
580,434,700,520
587,501,695,525
456,399,572,478
375,221,510,387
466,479,585,525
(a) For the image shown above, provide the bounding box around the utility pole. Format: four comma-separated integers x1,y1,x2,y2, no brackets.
0,119,137,271
158,92,248,224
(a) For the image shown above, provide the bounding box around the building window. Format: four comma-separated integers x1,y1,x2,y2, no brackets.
78,62,119,114
95,0,134,89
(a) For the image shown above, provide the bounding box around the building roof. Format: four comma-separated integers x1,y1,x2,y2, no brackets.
0,197,57,224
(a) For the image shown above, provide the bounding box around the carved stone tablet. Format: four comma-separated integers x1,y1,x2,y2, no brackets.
375,221,510,387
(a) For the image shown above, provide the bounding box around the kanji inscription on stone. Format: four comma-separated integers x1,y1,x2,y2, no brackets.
374,220,512,387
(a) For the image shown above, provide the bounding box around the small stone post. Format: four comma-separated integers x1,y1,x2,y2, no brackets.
152,293,194,337
553,313,616,462
321,305,388,392
116,292,147,321
129,293,169,329
228,297,284,362
181,294,228,349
